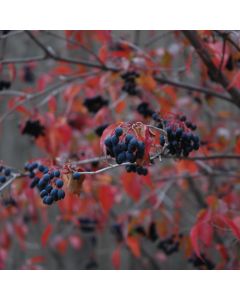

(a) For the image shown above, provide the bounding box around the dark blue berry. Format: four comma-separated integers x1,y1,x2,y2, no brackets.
57,190,65,200
115,127,123,136
56,179,64,188
38,165,45,172
43,196,54,205
43,167,49,174
50,189,58,199
29,172,35,179
38,178,47,189
116,152,126,164
126,152,135,163
111,135,119,145
160,135,165,146
43,174,50,182
4,168,11,176
176,128,183,138
46,185,53,193
30,177,40,188
53,170,60,177
49,172,55,179
180,115,186,122
125,134,134,144
73,172,81,180
104,137,112,148
0,176,6,183
40,190,48,198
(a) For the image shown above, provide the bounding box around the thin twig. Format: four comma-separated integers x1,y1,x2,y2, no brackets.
154,75,233,102
25,30,118,72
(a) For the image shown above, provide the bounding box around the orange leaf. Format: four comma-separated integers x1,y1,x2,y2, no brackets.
41,224,53,247
126,236,141,258
115,100,126,113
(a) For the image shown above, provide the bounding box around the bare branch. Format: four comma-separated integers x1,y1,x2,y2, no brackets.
154,75,233,102
25,30,118,72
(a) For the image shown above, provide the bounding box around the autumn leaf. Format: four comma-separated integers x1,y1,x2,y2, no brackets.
126,236,141,258
41,224,53,248
112,247,121,270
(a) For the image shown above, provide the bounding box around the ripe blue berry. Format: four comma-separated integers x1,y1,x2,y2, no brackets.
125,134,134,144
73,172,81,180
116,152,126,164
4,168,11,176
104,137,112,148
43,174,50,182
29,172,35,179
57,190,65,200
115,127,123,136
38,178,47,189
180,115,186,122
43,167,49,174
56,179,64,188
0,176,6,183
43,196,54,205
46,185,53,193
53,170,60,177
160,135,165,146
38,165,45,172
50,189,58,199
111,135,119,145
126,152,135,163
30,177,40,188
49,172,55,179
176,128,183,138
40,190,48,198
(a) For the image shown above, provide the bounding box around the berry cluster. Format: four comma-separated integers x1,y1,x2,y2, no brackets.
155,115,200,157
23,65,35,83
104,127,148,176
83,95,109,114
1,197,17,208
137,102,154,118
157,234,183,256
111,223,124,242
95,124,109,137
0,80,11,91
25,162,65,205
78,218,98,233
21,119,45,139
0,165,12,185
188,253,215,270
121,71,140,96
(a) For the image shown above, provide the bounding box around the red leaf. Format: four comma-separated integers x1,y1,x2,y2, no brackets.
29,256,45,264
112,247,121,270
98,185,115,214
41,224,53,247
126,236,141,258
121,172,142,202
190,224,201,258
216,215,240,240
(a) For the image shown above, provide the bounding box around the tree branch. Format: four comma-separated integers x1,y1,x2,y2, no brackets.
182,30,240,108
25,30,118,72
154,75,232,102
